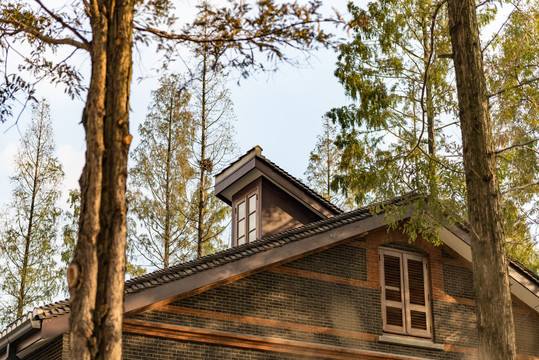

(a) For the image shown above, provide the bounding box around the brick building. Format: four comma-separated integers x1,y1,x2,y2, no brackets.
1,146,538,359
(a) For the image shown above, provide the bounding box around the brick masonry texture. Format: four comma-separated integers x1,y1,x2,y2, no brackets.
23,334,66,360
122,333,327,360
126,230,535,360
19,228,539,359
282,243,367,281
442,264,475,300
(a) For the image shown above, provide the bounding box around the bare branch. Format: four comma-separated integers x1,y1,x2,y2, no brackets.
134,19,337,44
495,138,539,154
0,18,88,50
488,75,539,99
502,182,539,195
481,3,518,53
33,0,90,47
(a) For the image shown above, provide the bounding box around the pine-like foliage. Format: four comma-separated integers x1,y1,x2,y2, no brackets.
305,116,354,210
0,99,63,326
129,74,196,269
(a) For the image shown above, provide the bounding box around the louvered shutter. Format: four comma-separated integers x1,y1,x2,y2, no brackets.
380,251,405,333
403,253,431,337
380,249,432,338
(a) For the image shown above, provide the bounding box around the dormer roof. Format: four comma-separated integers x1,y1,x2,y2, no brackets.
215,146,342,219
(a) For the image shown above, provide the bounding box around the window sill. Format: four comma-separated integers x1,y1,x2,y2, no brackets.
378,334,444,350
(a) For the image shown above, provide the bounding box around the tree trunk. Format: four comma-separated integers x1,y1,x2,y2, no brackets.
197,47,208,258
68,0,134,359
67,1,107,358
447,1,517,359
17,107,44,318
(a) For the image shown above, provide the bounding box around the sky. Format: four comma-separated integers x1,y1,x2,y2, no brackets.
0,0,351,210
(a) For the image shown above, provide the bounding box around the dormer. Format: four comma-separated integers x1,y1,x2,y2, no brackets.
215,146,342,247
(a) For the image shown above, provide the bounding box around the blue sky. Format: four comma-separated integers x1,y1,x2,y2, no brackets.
0,0,351,209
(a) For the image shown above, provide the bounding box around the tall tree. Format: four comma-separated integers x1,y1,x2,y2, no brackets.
447,0,517,357
186,2,238,258
305,115,353,210
328,0,468,242
188,64,235,258
129,74,195,268
0,99,63,325
486,0,539,272
0,1,336,358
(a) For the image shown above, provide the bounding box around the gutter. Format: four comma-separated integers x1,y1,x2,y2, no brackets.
0,318,41,354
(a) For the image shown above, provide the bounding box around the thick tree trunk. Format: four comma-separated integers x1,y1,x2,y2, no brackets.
68,2,107,359
94,0,133,358
68,0,134,359
447,1,517,359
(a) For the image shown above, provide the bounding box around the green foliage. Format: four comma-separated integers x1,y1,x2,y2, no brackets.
486,0,539,272
305,115,354,210
328,0,465,243
129,74,196,269
0,99,64,326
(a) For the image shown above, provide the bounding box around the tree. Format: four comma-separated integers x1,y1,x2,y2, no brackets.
129,74,196,268
485,0,539,272
186,4,238,257
328,0,459,207
0,1,337,358
305,115,353,210
187,59,236,258
0,99,63,325
447,0,517,358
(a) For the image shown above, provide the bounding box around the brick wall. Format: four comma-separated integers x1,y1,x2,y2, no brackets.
23,334,67,360
18,227,539,359
122,228,539,359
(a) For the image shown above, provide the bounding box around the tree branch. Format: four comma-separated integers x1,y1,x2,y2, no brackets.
488,75,539,99
495,138,539,154
33,0,90,47
501,182,539,194
0,18,89,50
134,19,337,44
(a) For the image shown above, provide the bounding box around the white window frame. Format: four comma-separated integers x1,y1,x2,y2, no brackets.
379,248,432,338
235,190,258,245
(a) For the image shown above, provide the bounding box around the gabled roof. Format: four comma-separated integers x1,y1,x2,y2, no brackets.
215,146,343,217
1,192,538,357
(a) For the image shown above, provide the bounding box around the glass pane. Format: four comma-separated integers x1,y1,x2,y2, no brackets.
238,236,246,245
249,194,257,214
248,230,257,242
238,219,245,238
249,213,256,231
384,255,401,288
411,310,427,330
386,306,403,327
237,201,245,220
407,259,425,305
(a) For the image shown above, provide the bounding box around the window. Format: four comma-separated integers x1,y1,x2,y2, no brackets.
379,248,432,338
236,191,258,245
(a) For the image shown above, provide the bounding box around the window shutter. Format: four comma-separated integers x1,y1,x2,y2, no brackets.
404,254,431,337
380,248,432,338
381,251,405,333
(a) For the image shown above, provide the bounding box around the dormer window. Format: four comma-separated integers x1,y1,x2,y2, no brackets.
236,190,258,245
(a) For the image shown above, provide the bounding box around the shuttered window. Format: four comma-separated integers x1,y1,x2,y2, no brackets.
380,248,432,338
